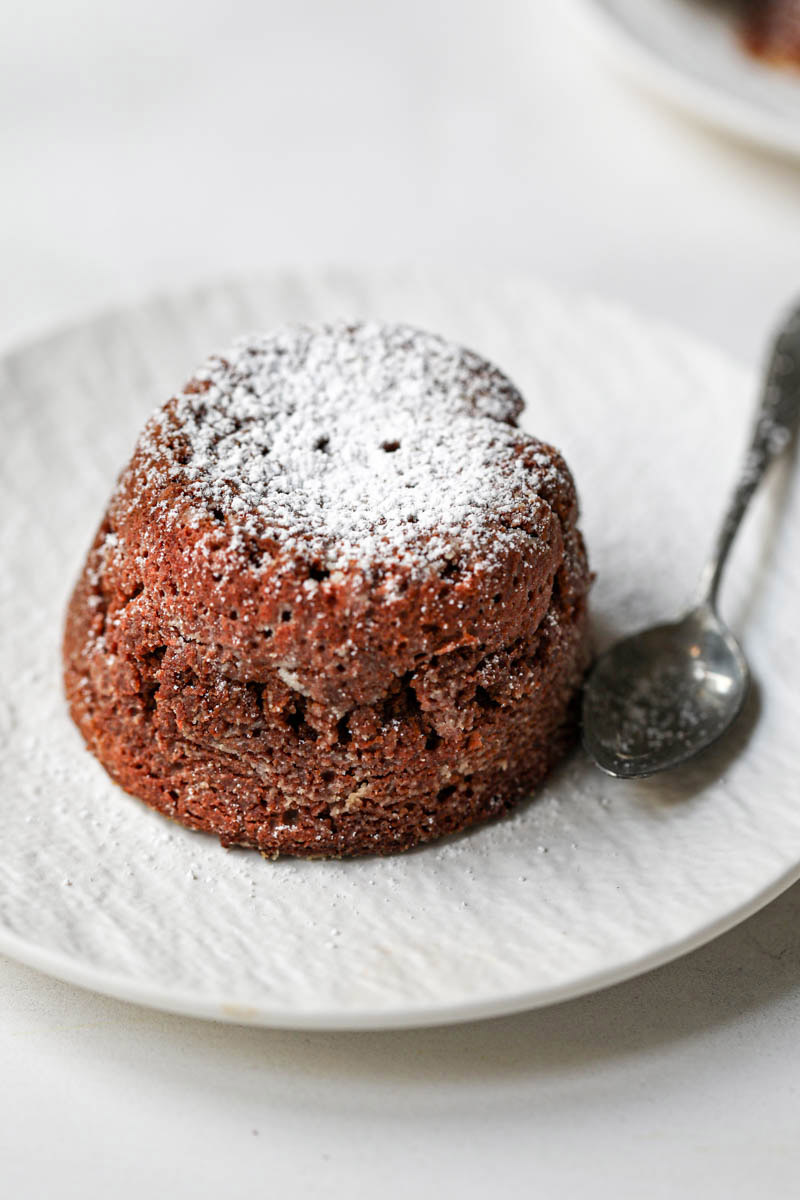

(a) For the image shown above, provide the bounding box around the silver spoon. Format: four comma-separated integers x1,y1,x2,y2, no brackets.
582,304,800,779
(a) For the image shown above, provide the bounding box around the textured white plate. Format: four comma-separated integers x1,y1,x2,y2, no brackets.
571,0,800,159
1,270,799,1030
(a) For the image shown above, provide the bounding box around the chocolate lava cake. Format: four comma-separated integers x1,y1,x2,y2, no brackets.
63,322,591,857
740,0,800,66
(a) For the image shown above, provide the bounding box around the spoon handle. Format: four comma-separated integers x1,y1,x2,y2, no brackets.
698,303,800,611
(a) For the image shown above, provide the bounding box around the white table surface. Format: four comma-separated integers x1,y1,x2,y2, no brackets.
3,3,800,1196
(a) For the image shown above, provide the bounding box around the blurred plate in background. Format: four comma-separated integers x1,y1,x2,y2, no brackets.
571,0,800,159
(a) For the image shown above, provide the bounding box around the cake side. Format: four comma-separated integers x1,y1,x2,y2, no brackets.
63,541,588,856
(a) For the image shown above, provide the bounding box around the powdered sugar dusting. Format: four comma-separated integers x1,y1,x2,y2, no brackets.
140,322,561,575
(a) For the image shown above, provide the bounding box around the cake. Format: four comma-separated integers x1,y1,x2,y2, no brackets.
740,0,800,66
63,322,591,857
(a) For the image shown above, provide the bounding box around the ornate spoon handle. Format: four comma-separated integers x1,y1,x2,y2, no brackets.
699,304,800,611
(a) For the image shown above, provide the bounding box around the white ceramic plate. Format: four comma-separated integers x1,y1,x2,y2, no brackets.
1,270,799,1030
571,0,800,159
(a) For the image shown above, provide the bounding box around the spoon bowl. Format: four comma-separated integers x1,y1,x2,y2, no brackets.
582,606,749,778
582,301,800,779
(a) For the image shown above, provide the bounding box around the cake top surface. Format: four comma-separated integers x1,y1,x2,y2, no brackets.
140,322,565,576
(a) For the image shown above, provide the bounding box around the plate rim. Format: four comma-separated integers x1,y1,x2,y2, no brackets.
568,0,800,161
3,858,800,1029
